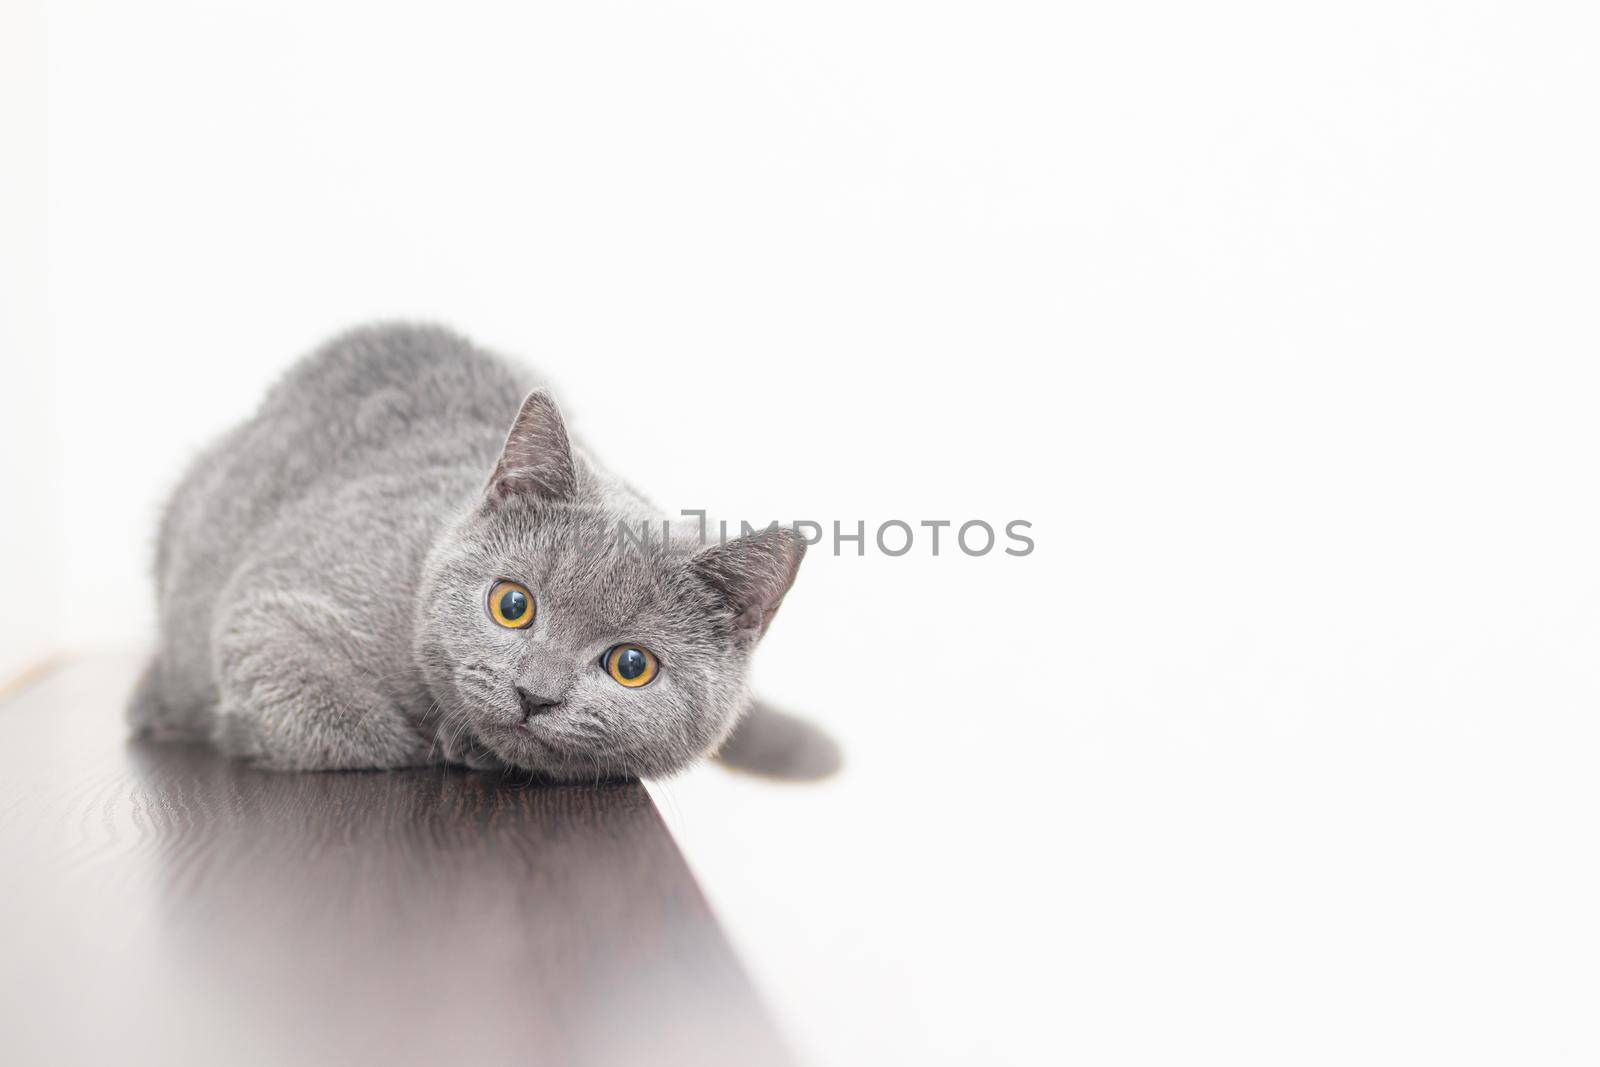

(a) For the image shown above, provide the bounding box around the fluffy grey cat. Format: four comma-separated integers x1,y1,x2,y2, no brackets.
129,324,806,779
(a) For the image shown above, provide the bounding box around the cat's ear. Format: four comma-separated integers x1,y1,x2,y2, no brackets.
485,391,578,504
690,526,806,640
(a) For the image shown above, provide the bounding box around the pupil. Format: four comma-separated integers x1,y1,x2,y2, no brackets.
617,648,646,679
499,590,527,620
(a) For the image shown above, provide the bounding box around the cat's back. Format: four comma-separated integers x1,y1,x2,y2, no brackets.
259,322,533,432
156,324,533,591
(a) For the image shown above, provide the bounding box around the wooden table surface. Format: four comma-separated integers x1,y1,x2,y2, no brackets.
0,654,794,1066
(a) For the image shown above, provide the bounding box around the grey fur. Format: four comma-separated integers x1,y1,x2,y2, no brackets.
130,323,805,779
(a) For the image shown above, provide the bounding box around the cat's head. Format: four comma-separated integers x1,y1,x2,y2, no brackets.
414,390,804,779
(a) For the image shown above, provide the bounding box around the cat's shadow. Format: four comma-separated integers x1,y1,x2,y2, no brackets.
714,700,843,782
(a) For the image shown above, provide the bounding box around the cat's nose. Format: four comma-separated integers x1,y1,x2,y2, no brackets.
516,687,561,719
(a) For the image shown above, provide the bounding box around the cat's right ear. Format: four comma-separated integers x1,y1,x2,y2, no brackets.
484,391,578,505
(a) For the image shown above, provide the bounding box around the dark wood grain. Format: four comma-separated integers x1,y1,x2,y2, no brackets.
0,654,793,1066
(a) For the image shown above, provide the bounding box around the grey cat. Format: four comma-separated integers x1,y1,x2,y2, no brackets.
129,323,807,779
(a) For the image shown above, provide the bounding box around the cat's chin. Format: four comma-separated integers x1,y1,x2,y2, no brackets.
472,723,627,782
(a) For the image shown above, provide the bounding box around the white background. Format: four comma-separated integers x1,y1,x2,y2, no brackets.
5,1,1600,1063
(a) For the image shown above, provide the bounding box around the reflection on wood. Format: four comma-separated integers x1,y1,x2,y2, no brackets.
0,654,793,1066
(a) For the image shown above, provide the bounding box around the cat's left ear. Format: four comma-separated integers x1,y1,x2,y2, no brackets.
690,526,806,640
485,390,578,505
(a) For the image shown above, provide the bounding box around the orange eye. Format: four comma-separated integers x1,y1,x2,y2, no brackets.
603,645,658,688
487,580,535,629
